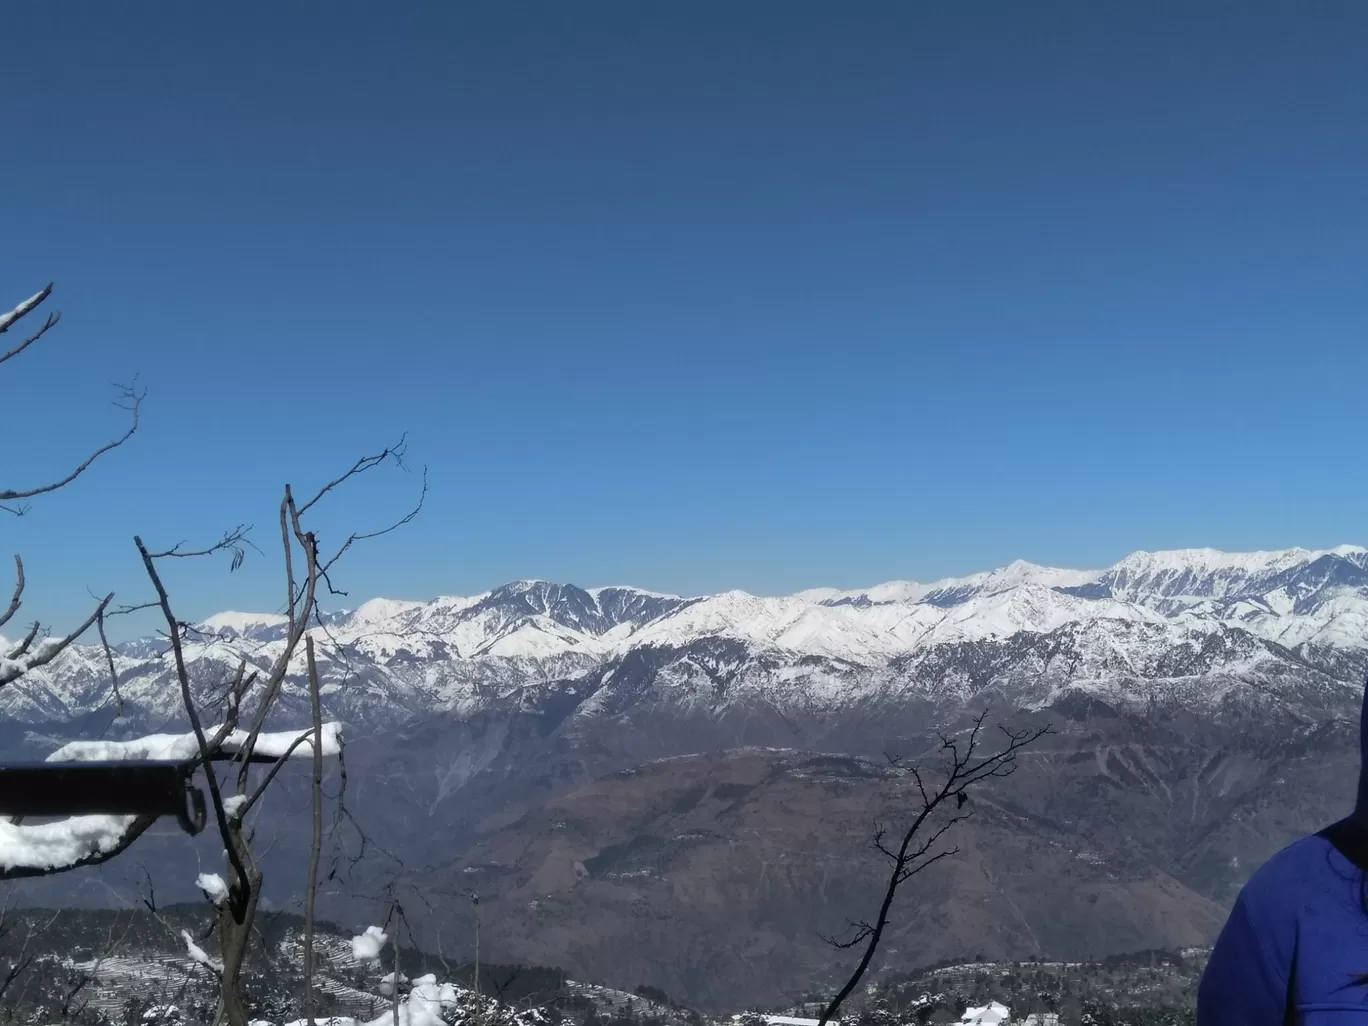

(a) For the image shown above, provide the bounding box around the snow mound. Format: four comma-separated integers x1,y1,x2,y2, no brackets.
351,925,388,962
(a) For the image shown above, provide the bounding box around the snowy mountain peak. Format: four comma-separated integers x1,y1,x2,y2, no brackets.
347,597,428,625
175,547,1368,662
923,560,1100,601
198,611,289,635
1101,545,1368,612
1112,545,1366,577
13,545,1368,730
333,544,1368,659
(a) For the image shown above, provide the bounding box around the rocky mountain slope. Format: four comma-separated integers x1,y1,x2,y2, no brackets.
3,546,1366,1009
384,707,1352,1011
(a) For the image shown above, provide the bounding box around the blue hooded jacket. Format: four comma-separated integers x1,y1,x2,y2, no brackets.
1197,682,1368,1024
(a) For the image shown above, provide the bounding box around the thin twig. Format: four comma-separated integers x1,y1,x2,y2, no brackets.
317,466,428,597
0,382,144,506
295,435,409,520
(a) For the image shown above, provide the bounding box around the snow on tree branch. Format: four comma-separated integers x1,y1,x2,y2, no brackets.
0,812,156,879
0,284,50,331
0,601,112,687
0,284,56,359
0,723,342,879
45,722,344,763
223,794,248,820
181,929,223,974
197,872,230,905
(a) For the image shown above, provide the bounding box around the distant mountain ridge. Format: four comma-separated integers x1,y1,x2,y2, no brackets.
205,543,1368,653
5,545,1368,731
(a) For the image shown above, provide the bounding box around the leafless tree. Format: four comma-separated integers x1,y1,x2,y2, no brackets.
302,635,325,1026
0,903,61,1007
0,283,425,1022
0,283,166,887
0,283,142,694
816,710,1051,1026
129,441,425,1026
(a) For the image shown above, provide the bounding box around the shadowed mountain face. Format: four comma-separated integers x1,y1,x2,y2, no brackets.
383,713,1351,1012
3,548,1366,1009
7,696,1352,1010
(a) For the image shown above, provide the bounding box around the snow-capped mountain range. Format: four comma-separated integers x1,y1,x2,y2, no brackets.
5,545,1368,731
8,546,1367,997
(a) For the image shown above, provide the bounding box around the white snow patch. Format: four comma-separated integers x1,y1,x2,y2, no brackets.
0,814,139,875
223,794,248,819
347,597,429,625
196,872,229,905
351,925,389,962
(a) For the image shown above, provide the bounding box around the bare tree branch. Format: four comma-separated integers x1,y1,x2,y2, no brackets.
0,283,143,702
317,465,428,597
5,620,40,659
0,309,60,370
95,607,124,718
279,492,297,636
102,599,160,619
134,535,249,893
0,592,112,687
294,434,409,519
818,920,876,951
0,908,62,1007
0,556,23,632
0,284,54,351
234,488,319,791
0,381,144,510
0,814,158,881
816,709,1052,1026
144,525,255,568
238,725,325,817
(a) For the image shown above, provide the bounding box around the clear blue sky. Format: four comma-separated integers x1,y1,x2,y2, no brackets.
3,2,1368,631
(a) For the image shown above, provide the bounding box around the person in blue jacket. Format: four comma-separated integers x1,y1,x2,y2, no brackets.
1198,678,1368,1023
